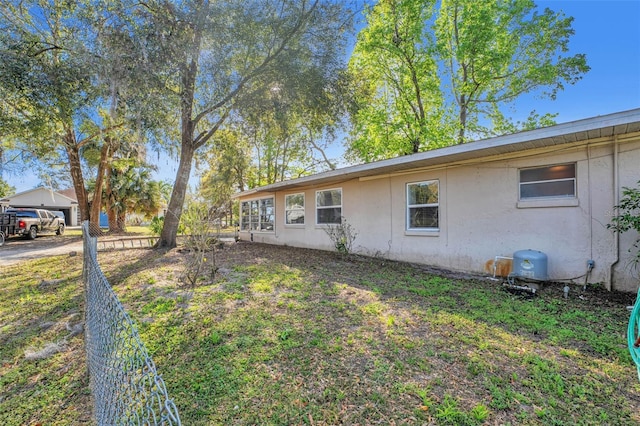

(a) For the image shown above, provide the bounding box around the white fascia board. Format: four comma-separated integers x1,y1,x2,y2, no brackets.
232,108,640,199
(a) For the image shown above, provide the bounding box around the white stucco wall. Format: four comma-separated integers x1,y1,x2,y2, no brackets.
238,136,640,292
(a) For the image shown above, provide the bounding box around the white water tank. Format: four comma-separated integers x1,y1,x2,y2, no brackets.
513,249,548,281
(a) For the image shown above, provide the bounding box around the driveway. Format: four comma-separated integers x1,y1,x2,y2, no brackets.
0,235,84,267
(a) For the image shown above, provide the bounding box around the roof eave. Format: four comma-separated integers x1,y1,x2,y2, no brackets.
233,108,640,198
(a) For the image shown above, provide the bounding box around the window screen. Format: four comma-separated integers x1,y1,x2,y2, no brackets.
519,164,576,199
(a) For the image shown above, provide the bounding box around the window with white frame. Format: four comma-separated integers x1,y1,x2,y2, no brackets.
407,180,439,230
316,188,342,224
519,164,576,200
240,197,275,231
285,193,305,224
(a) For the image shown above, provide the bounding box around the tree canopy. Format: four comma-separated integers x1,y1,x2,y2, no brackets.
0,0,172,229
347,0,589,161
123,0,356,248
348,0,451,162
1,0,593,242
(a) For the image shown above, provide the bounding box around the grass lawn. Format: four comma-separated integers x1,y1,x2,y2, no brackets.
1,241,639,425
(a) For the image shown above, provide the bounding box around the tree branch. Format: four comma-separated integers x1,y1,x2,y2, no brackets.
76,122,126,149
307,128,336,170
193,110,230,150
192,0,320,127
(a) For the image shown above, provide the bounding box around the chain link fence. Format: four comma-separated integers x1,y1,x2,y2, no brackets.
82,222,181,425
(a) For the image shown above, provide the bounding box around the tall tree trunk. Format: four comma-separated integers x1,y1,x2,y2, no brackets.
89,140,111,231
64,128,90,222
157,1,203,248
104,165,123,233
157,140,195,247
458,95,467,144
116,210,127,233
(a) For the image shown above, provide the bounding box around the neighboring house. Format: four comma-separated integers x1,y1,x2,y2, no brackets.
1,187,79,226
233,109,640,293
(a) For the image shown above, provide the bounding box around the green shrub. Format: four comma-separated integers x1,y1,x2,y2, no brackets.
149,216,164,235
608,180,640,268
150,215,185,236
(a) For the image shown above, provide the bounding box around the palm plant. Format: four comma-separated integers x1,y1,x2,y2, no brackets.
105,163,161,233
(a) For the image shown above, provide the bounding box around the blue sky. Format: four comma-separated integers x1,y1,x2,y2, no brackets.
9,0,640,193
513,0,640,123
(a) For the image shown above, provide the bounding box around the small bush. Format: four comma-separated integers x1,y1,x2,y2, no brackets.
323,216,358,256
179,202,219,288
149,216,164,236
150,215,186,236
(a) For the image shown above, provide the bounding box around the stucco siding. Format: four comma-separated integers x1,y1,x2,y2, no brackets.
390,170,448,266
346,179,392,256
238,136,640,292
386,152,594,280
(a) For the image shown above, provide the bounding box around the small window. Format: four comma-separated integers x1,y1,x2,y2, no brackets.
8,210,38,218
407,180,439,230
519,164,576,200
316,188,342,224
240,202,250,230
240,197,275,231
285,193,305,225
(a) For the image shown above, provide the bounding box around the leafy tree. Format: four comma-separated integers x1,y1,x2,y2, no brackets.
242,103,337,187
348,0,452,162
0,28,58,179
435,0,589,143
156,180,173,212
0,1,172,228
104,162,162,233
130,0,355,248
0,1,101,221
0,177,14,198
199,72,347,221
347,0,589,161
199,129,251,223
85,159,159,233
198,59,349,214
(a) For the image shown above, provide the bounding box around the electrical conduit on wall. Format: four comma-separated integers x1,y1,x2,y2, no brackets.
609,136,620,291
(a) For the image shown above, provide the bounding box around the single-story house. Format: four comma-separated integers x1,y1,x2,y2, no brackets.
233,109,640,293
1,187,79,226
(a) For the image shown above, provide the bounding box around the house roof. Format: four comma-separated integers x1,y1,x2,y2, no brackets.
56,188,78,202
234,108,640,198
1,187,78,204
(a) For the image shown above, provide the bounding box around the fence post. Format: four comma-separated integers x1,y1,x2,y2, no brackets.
82,221,97,283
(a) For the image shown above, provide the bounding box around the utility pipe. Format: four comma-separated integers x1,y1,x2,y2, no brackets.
492,256,513,278
609,136,620,291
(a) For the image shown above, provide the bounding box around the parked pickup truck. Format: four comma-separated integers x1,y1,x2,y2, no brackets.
4,208,66,240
